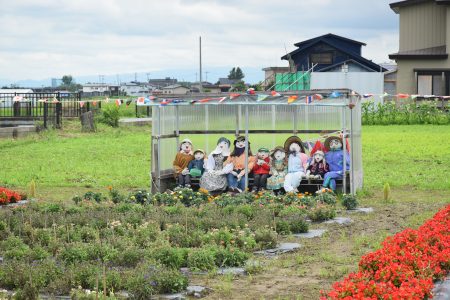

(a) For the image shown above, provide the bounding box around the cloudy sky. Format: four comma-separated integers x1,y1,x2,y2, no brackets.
0,0,399,84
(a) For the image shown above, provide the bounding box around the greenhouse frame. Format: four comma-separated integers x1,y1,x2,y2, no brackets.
144,89,362,195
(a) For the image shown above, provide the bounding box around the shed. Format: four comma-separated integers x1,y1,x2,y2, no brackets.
145,89,363,195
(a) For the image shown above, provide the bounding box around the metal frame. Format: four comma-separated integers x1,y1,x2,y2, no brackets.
150,90,360,194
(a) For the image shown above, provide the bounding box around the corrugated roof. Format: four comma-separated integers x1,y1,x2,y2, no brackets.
390,0,450,13
389,45,448,59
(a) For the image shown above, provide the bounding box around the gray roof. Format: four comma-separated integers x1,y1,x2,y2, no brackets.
389,45,448,59
390,0,450,13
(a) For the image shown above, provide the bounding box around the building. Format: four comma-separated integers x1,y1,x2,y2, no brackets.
82,83,119,97
191,82,222,93
148,77,178,89
262,67,290,89
282,33,386,73
161,84,190,95
389,0,450,95
217,78,239,92
120,82,155,96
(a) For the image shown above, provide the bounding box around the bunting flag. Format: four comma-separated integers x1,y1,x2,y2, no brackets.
79,101,85,108
397,93,409,99
271,91,281,97
160,99,172,106
313,94,323,100
330,91,342,98
229,93,241,100
92,101,97,106
256,94,269,102
104,97,110,103
144,98,151,104
411,95,419,100
218,97,226,103
38,98,47,102
52,97,59,103
246,88,255,95
198,98,213,103
126,99,132,106
380,92,389,98
149,96,156,101
13,96,23,102
305,95,313,104
137,97,145,105
363,94,373,98
287,95,298,104
115,99,121,106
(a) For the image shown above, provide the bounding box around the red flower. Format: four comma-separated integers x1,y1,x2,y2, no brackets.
0,187,22,205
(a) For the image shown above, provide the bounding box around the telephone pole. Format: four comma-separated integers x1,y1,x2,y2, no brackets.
199,36,203,93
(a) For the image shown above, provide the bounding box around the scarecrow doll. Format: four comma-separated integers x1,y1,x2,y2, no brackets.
200,137,232,192
173,139,194,188
188,149,206,178
283,136,308,193
266,146,288,195
251,147,271,193
323,136,350,191
225,136,255,193
306,141,329,179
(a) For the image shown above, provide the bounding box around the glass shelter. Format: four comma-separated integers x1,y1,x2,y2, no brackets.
144,89,362,194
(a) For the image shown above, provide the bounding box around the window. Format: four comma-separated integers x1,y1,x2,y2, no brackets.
310,52,333,65
417,74,444,95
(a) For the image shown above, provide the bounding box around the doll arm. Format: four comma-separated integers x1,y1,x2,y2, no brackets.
222,162,233,174
239,156,256,177
205,155,215,171
188,160,195,170
173,154,183,174
262,159,270,172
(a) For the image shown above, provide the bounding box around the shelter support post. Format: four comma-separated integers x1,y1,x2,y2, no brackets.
157,106,162,192
350,99,355,195
175,106,180,149
205,105,209,153
244,104,249,191
342,106,347,194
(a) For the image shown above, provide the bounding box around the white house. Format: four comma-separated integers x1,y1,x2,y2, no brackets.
82,83,119,96
120,82,155,96
161,84,190,95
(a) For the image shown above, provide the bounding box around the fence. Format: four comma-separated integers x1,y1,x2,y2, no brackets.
0,92,101,128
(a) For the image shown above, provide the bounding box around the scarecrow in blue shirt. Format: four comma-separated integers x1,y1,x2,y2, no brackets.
322,136,350,191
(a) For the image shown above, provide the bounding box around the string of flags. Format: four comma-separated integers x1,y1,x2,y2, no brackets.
2,90,449,107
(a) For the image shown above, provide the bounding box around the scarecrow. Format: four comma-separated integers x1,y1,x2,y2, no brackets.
200,137,232,192
252,147,271,192
283,136,308,193
266,146,288,195
225,136,255,193
323,136,350,191
173,139,194,188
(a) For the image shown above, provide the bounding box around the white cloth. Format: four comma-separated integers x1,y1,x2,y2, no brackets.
284,171,305,193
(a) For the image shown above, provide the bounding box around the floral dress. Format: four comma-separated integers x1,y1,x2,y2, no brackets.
267,160,287,190
200,153,228,192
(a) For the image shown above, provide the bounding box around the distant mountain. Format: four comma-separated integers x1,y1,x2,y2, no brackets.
0,67,266,88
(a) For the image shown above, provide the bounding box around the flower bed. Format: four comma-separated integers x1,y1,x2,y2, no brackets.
0,187,21,205
321,204,450,299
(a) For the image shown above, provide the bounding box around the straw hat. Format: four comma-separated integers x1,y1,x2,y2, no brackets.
193,149,205,156
324,136,343,151
179,138,193,150
284,136,305,153
270,146,286,158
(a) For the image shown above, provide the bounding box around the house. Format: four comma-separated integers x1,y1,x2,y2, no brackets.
191,82,222,93
282,33,387,73
277,34,386,97
82,83,119,97
389,0,450,95
161,84,190,95
262,67,290,89
148,77,178,89
217,78,239,92
120,82,155,96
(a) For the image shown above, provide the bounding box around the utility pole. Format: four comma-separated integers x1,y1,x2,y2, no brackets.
134,72,137,82
199,36,203,93
205,71,209,83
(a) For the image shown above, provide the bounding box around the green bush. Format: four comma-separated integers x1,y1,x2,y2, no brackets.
214,246,249,267
341,194,359,210
289,218,309,234
98,105,120,127
129,190,151,205
275,220,290,235
254,228,277,250
187,248,216,271
307,205,336,222
315,192,337,205
152,246,189,269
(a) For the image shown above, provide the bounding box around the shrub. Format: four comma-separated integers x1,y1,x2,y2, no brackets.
341,194,359,210
275,220,290,235
152,246,189,269
315,191,337,205
83,191,105,203
289,218,309,234
59,244,89,264
214,246,249,267
187,248,216,271
307,204,336,222
244,259,264,275
1,236,31,260
110,188,126,204
254,228,277,250
98,105,120,127
116,247,143,267
129,190,151,205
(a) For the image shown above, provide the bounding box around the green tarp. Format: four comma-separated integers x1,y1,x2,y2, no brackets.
275,72,310,91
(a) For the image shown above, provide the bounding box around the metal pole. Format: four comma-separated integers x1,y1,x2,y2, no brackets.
342,106,347,194
199,36,203,93
350,100,355,195
236,105,241,137
205,105,209,153
175,105,180,149
271,105,276,148
157,106,162,191
244,104,249,191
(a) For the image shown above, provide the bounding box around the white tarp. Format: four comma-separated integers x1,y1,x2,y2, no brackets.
311,72,384,103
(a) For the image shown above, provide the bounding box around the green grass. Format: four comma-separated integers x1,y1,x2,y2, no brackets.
0,123,449,195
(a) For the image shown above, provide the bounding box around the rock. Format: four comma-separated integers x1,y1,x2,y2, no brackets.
254,243,302,257
432,275,450,300
324,217,353,225
217,267,246,276
186,285,212,298
348,207,374,214
115,291,130,298
293,229,327,238
0,257,3,263
158,293,186,300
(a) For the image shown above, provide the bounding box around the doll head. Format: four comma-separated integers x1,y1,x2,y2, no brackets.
179,139,193,154
194,149,205,160
231,136,252,157
313,151,324,163
271,146,286,161
324,136,343,152
257,148,270,160
284,136,305,155
212,137,231,156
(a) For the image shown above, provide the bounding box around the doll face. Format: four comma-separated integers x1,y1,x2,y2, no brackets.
194,152,204,160
217,141,230,151
235,139,246,149
313,152,324,163
274,150,285,161
258,151,269,160
180,142,192,153
289,143,301,153
329,139,342,150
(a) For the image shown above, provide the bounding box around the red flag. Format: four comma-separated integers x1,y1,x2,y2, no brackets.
92,101,97,106
229,93,241,100
79,101,85,108
271,91,281,97
397,93,409,99
287,95,298,104
115,99,122,106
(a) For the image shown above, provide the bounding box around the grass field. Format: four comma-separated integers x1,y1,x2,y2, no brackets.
0,121,449,299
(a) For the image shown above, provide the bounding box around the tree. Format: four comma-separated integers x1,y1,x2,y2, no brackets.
61,75,73,86
227,67,245,80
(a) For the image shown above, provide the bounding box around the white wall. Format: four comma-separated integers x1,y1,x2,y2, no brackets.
311,72,384,103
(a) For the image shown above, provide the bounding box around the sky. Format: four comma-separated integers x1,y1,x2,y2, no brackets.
0,0,399,86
